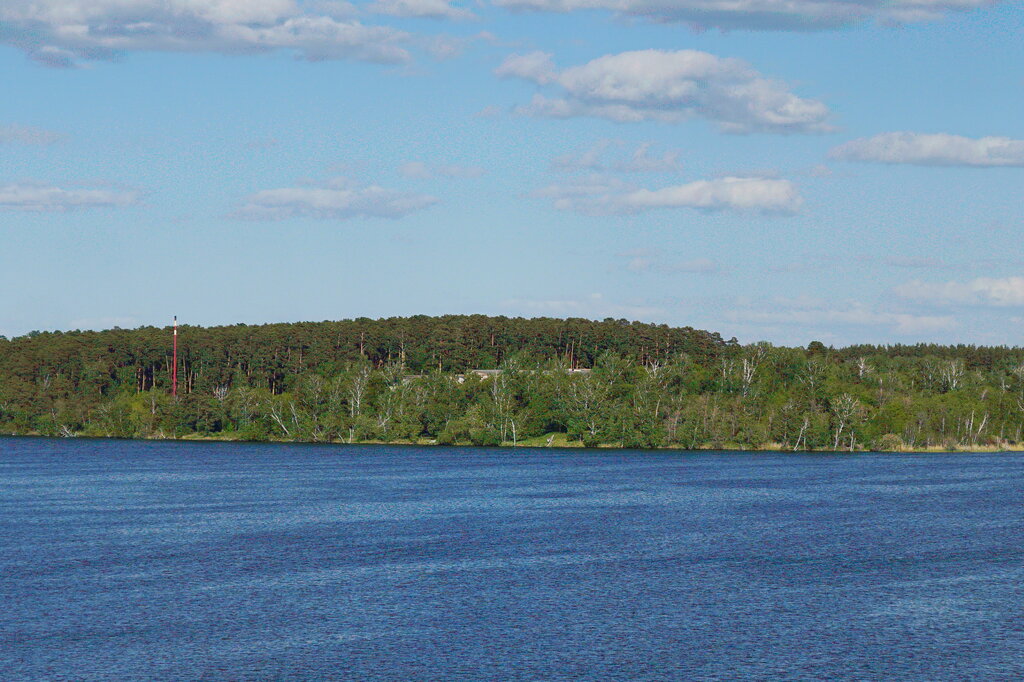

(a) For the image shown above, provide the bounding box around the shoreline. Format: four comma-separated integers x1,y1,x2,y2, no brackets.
4,431,1024,454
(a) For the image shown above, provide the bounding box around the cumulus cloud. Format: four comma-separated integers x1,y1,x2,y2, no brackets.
536,174,802,215
492,0,1001,31
553,140,684,173
398,161,486,179
894,277,1024,306
496,50,832,134
369,0,476,20
831,132,1024,167
234,177,436,220
0,183,138,211
626,177,802,213
0,124,65,145
0,0,411,65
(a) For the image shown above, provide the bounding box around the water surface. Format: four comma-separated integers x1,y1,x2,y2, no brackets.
2,437,1023,679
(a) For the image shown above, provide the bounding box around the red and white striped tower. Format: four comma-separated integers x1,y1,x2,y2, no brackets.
172,315,178,398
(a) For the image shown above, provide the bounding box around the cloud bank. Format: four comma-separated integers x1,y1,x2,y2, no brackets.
497,49,832,134
0,0,411,66
537,175,803,215
235,177,436,220
726,298,956,336
0,183,138,211
831,132,1024,167
895,277,1024,306
492,0,1002,31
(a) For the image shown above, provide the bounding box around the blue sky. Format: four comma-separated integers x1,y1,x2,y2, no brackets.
1,0,1022,345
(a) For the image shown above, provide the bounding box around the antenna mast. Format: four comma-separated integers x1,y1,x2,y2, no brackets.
172,315,178,398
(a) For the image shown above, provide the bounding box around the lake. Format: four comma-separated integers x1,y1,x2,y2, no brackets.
1,437,1023,680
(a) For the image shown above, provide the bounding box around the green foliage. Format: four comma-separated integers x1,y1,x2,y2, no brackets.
877,433,905,452
2,315,1024,451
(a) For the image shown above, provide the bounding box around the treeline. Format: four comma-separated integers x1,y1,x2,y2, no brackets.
2,315,1024,451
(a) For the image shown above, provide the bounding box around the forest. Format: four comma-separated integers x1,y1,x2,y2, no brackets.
2,314,1023,451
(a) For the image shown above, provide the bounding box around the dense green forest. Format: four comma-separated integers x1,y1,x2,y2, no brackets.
2,314,1024,451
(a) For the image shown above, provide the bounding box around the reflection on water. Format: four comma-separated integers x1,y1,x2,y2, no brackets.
2,437,1023,680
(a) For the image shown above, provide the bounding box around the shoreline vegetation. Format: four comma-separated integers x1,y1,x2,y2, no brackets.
4,314,1024,453
6,432,1024,454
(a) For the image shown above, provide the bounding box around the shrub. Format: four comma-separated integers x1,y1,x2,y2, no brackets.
877,433,904,452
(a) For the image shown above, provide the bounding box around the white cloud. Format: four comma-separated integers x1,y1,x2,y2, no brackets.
495,51,557,83
398,161,486,179
235,177,436,220
492,0,1000,31
620,143,685,173
625,177,803,213
725,299,957,336
504,293,663,320
831,132,1024,167
553,140,684,173
474,105,503,118
537,174,802,215
0,0,411,65
419,33,478,59
552,140,613,172
0,183,138,211
0,124,65,145
894,277,1024,306
496,49,832,134
533,174,634,216
626,256,653,272
369,0,476,20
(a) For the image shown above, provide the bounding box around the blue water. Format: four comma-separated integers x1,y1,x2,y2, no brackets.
1,438,1023,680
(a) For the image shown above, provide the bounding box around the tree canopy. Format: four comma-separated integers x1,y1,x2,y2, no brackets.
2,315,1023,451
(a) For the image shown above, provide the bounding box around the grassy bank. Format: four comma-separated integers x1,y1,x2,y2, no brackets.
9,430,1024,454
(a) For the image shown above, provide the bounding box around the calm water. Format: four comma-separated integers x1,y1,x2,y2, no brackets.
1,438,1023,680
